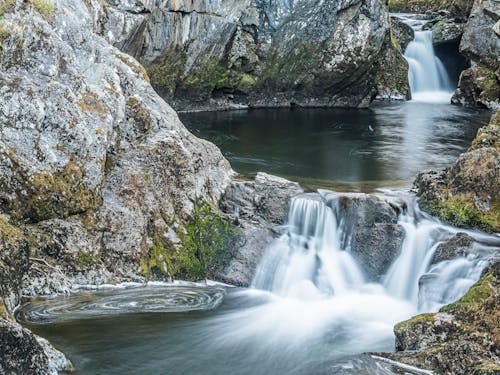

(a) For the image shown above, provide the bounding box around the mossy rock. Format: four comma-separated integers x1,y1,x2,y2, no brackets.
388,0,474,19
440,269,495,312
394,313,436,334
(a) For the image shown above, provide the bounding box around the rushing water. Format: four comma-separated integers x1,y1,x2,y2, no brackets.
405,31,453,102
181,104,490,187
19,193,499,375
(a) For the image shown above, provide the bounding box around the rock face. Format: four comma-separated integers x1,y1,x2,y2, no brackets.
97,0,409,110
388,0,474,20
219,173,303,286
391,17,415,52
388,261,500,375
331,193,406,281
431,232,476,264
0,0,233,294
415,110,500,232
452,0,500,109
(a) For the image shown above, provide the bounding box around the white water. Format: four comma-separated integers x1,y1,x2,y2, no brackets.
249,193,496,348
404,29,454,103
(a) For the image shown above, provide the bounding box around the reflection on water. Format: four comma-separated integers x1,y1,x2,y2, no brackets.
180,102,490,187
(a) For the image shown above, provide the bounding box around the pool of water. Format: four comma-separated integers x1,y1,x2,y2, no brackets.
19,285,428,375
180,102,490,189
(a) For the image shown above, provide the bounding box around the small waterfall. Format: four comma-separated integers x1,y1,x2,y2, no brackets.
404,30,453,102
252,196,365,298
253,193,496,311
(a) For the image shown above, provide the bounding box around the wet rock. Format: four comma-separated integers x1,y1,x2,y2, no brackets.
100,0,408,110
452,0,500,110
452,65,500,109
328,193,406,281
415,110,500,232
0,318,72,375
386,262,500,375
390,17,415,52
219,173,303,286
429,19,466,45
388,0,474,20
431,232,476,264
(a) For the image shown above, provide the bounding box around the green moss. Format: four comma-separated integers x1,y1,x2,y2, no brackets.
181,57,231,98
30,0,55,19
437,195,499,232
141,234,170,279
0,216,22,245
172,202,241,281
440,270,494,312
75,250,99,268
388,0,473,18
395,313,436,333
144,202,243,281
146,52,187,97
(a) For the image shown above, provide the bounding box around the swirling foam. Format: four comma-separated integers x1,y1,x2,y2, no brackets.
18,285,226,324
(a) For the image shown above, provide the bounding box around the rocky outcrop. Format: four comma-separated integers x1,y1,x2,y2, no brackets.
97,0,409,110
390,17,415,51
431,232,476,264
335,194,405,281
415,110,500,232
452,0,500,109
0,0,233,294
219,173,303,286
387,261,500,375
388,0,474,20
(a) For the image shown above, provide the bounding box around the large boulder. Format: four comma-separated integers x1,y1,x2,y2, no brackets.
97,0,409,110
219,173,303,286
330,193,405,281
415,110,500,232
0,0,233,295
452,0,500,110
387,262,500,375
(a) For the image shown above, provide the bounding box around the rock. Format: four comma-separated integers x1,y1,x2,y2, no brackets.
325,193,406,281
374,30,411,100
429,19,466,45
386,262,500,375
390,17,415,52
219,173,303,286
0,0,233,292
431,232,476,264
452,0,500,110
388,0,474,20
99,0,409,110
415,110,500,232
0,318,72,375
452,65,500,109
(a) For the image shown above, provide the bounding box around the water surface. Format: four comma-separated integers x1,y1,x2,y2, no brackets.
180,103,490,189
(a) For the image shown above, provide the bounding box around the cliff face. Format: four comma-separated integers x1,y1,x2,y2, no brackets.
97,0,409,110
452,0,500,109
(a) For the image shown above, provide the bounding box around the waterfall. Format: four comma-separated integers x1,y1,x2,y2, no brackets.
252,193,496,312
252,196,365,298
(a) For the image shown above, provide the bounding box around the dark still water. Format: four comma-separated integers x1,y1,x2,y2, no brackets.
180,102,490,188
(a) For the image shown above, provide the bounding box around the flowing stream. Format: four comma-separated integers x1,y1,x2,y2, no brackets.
18,193,499,375
17,13,497,375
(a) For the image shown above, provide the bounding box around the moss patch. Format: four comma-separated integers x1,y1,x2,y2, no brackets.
441,269,494,312
395,313,436,333
29,0,55,20
146,51,187,98
436,195,499,232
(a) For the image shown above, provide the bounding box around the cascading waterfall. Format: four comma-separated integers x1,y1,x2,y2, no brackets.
403,27,454,102
253,193,495,312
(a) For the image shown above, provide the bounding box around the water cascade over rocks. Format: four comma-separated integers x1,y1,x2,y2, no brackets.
253,192,495,314
401,16,454,102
